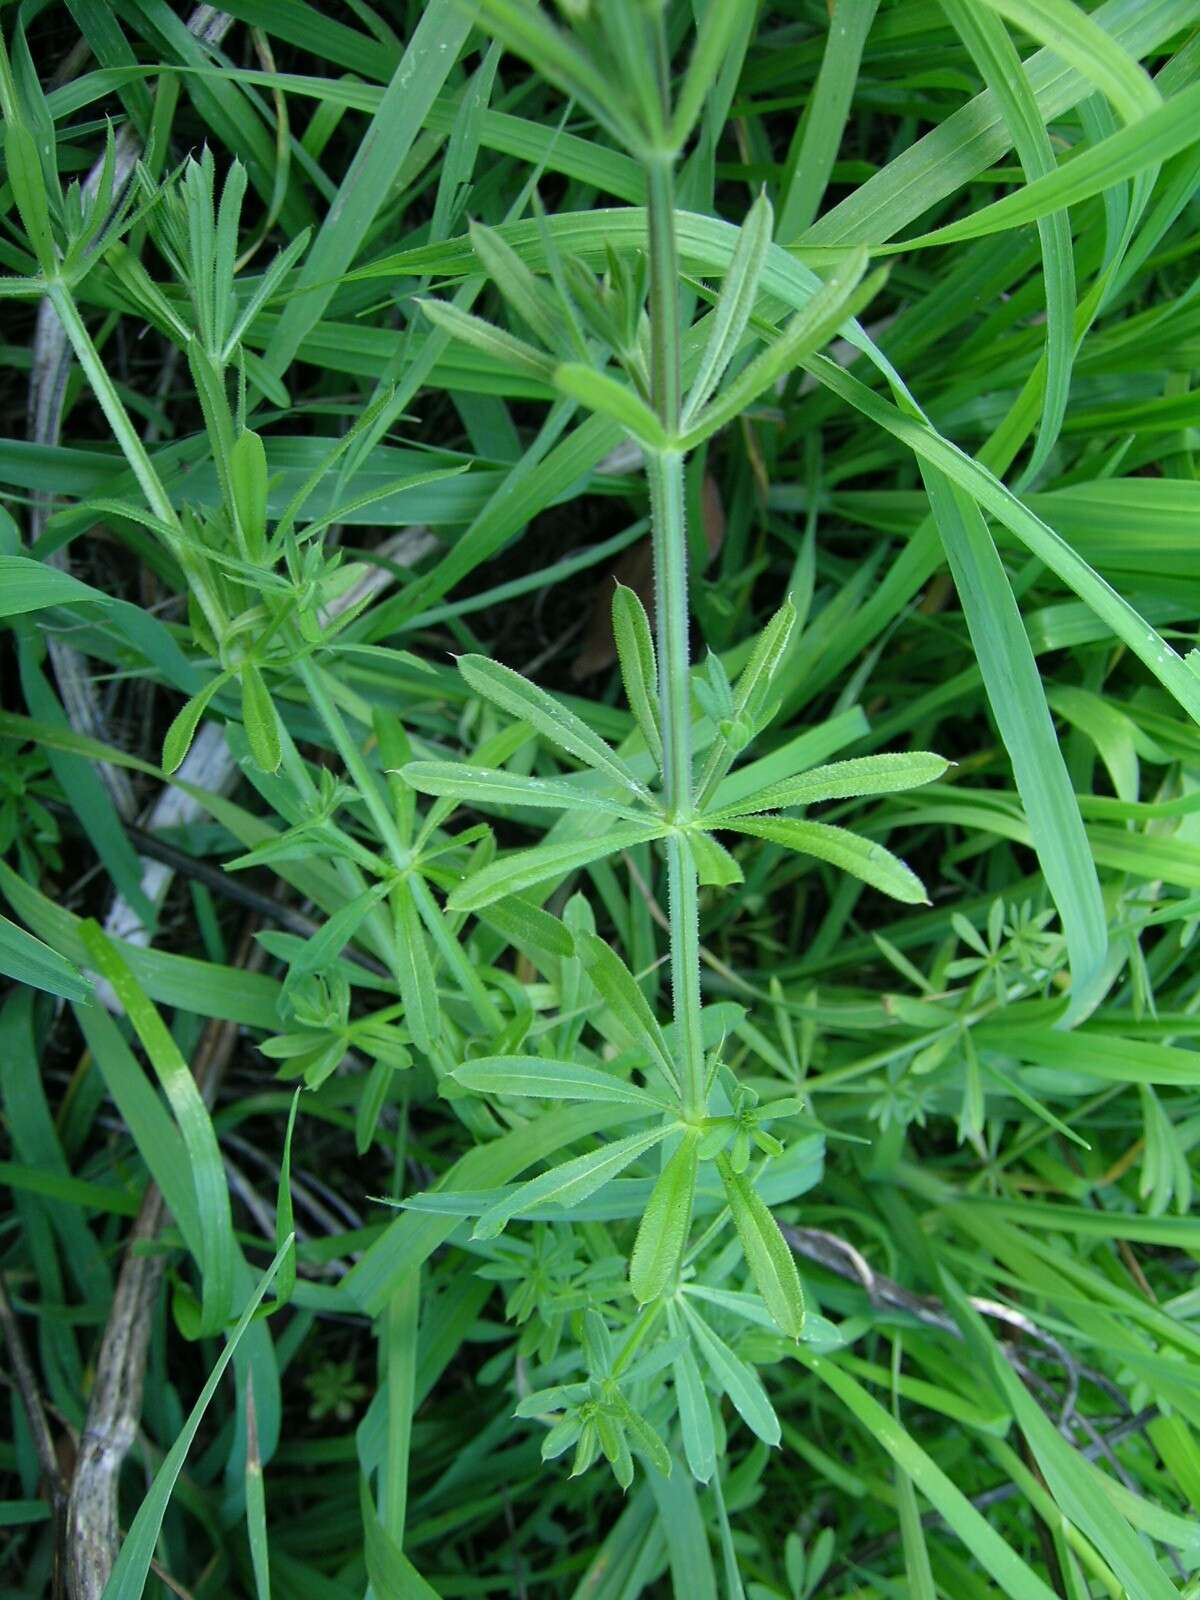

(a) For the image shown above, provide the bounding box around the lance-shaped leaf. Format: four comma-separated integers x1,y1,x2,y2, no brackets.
448,820,665,913
162,672,232,775
668,1304,717,1483
706,751,950,823
229,428,269,559
469,218,564,351
576,930,680,1096
552,362,670,451
732,598,797,726
453,1055,669,1110
680,250,881,450
240,663,281,774
612,1392,672,1478
476,895,575,962
680,1298,781,1446
402,760,647,819
716,1154,805,1339
418,297,555,383
612,583,663,767
467,0,642,151
472,1122,672,1240
391,877,439,1056
458,655,648,797
288,881,391,982
683,189,774,425
721,816,929,906
629,1132,699,1304
698,598,796,803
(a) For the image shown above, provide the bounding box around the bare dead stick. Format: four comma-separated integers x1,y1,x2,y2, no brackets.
0,1269,68,1595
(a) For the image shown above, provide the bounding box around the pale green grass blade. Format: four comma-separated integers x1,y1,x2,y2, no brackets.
941,1,1076,480
776,0,880,244
791,1348,1061,1600
803,0,1194,245
101,1237,293,1600
261,0,473,377
920,466,1106,1021
79,921,235,1334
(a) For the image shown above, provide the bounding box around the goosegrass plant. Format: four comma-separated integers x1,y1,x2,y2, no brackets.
4,3,1200,1599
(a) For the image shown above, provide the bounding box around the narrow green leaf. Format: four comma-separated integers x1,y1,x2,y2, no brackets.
670,0,757,148
458,655,648,796
720,816,929,905
668,1304,717,1483
162,674,231,775
576,929,680,1096
4,121,55,273
792,1345,1060,1600
230,428,269,558
469,218,563,351
288,882,390,981
0,913,92,1002
806,356,1200,726
680,250,877,450
716,1155,805,1339
472,1122,671,1241
552,363,670,451
448,820,664,913
612,582,663,767
683,189,774,424
101,1237,293,1600
940,0,1076,479
776,0,880,242
0,553,109,616
476,894,575,961
686,829,743,888
272,1091,300,1311
468,0,641,151
419,297,556,383
453,1055,667,1109
391,876,439,1057
939,1272,1180,1600
261,0,473,375
707,752,949,822
629,1132,699,1304
920,466,1106,1019
680,1299,781,1446
403,761,645,818
240,663,281,774
893,79,1200,253
979,0,1160,124
78,921,234,1336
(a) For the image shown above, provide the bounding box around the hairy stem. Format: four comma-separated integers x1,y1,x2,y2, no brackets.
643,143,705,1118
